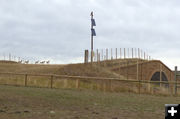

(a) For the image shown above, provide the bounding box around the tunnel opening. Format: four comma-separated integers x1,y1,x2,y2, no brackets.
151,72,169,87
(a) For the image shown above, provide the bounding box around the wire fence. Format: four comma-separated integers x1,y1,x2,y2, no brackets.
0,72,179,96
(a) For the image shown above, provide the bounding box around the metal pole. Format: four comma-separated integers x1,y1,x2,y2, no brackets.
91,12,93,63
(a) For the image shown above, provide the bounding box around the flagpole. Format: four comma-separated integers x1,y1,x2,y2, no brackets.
91,12,93,63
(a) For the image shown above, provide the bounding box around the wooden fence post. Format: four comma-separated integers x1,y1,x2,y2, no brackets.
127,60,129,80
106,48,108,60
116,48,117,59
138,48,140,59
120,48,122,59
144,52,145,60
25,74,27,87
101,49,103,61
174,66,177,95
124,48,126,59
128,48,129,58
96,49,98,62
76,79,79,89
137,60,139,81
109,79,112,92
84,50,89,63
111,48,113,60
50,75,53,88
137,60,140,94
141,50,143,59
132,48,133,58
138,80,141,94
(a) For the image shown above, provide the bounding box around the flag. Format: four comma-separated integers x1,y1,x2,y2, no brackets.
91,18,96,26
91,28,96,36
90,12,93,16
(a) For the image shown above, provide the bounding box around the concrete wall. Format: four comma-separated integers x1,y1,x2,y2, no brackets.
112,60,174,81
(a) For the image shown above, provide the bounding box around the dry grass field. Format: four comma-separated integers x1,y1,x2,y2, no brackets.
0,85,180,119
0,61,120,78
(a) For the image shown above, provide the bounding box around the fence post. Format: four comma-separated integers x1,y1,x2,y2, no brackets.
106,48,108,60
137,60,140,94
136,60,139,81
138,48,140,59
138,80,141,94
25,74,27,87
84,50,89,64
124,48,126,59
120,48,122,59
101,49,103,61
127,60,129,80
116,48,117,59
174,66,177,95
50,75,53,89
96,49,98,63
132,48,133,58
141,50,143,59
76,79,79,89
109,79,112,92
111,48,113,60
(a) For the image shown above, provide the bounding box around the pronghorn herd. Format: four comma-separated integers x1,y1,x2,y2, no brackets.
18,60,50,64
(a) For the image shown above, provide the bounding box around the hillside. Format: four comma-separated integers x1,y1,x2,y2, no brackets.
0,59,148,78
0,59,148,79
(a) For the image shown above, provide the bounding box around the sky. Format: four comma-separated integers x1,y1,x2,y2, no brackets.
0,0,180,69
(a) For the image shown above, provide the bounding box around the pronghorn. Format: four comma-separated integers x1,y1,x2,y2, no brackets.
40,61,45,64
24,60,29,64
18,60,22,63
35,60,39,64
46,60,50,64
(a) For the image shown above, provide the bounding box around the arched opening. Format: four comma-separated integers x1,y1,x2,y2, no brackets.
151,72,168,87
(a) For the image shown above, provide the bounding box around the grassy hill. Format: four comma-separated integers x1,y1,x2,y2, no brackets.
0,59,147,78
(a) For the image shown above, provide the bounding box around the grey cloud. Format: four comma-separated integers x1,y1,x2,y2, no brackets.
0,0,180,68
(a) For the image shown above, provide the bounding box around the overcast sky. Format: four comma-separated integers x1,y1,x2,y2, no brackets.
0,0,180,69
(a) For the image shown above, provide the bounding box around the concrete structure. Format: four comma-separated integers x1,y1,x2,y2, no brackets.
112,60,174,81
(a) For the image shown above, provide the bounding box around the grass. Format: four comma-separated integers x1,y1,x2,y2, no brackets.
0,61,121,78
0,85,180,119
